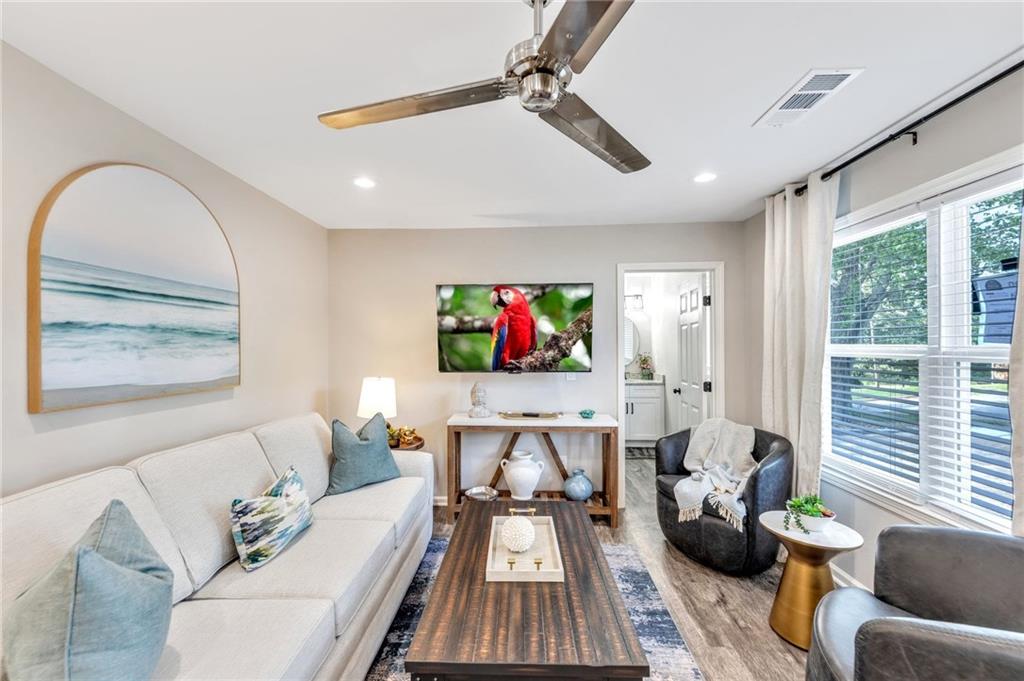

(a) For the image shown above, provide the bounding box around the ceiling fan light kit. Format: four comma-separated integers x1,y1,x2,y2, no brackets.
519,72,561,112
317,0,649,173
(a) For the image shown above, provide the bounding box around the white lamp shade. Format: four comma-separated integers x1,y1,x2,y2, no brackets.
357,377,397,419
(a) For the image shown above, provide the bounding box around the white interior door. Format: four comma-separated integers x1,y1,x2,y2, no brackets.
677,280,709,427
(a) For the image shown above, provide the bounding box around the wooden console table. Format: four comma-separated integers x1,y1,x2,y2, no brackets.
446,413,620,527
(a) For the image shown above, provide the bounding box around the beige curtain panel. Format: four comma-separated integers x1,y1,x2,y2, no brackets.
761,171,840,497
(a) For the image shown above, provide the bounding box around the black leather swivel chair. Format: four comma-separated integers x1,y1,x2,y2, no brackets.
655,427,793,576
807,525,1024,681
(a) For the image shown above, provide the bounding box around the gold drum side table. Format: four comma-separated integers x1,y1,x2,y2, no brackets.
759,510,864,649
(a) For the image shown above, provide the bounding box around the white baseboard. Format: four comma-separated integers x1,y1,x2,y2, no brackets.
831,563,869,591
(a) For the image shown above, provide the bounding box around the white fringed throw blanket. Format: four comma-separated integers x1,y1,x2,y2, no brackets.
673,418,757,532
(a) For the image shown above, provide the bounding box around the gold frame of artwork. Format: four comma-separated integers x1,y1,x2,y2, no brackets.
27,162,241,413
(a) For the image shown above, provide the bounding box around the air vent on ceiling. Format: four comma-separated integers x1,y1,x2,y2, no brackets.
754,68,863,128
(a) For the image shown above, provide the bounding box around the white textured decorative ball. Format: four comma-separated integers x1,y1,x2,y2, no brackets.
501,516,536,553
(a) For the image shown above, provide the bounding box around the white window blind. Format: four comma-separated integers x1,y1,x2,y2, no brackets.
826,170,1021,529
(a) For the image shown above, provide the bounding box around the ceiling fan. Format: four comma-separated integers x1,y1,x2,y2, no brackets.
317,0,650,173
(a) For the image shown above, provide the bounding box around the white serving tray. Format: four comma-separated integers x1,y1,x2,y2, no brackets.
485,515,565,583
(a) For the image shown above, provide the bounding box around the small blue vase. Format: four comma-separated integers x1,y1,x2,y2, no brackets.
563,468,594,502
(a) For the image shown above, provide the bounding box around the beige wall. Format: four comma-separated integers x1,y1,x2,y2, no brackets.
742,210,766,427
327,223,765,500
1,45,330,495
838,69,1024,217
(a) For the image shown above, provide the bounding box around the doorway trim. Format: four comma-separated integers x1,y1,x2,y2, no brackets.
615,261,726,508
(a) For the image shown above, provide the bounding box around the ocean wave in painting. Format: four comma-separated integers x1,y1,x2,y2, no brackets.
40,255,239,392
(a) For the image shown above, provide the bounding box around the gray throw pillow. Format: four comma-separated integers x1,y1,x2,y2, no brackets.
3,499,173,681
326,413,401,495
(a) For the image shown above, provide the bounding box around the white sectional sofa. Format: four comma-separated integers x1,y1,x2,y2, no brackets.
1,413,434,681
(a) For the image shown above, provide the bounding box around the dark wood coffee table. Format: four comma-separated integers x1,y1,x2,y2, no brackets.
406,500,649,680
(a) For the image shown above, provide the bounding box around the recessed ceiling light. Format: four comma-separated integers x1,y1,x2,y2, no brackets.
693,172,717,184
353,176,376,189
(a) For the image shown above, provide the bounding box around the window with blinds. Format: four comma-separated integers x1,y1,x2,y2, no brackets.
826,171,1021,529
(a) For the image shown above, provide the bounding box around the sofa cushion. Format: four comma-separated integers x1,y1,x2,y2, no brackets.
1,467,192,606
132,432,276,590
391,450,435,501
810,587,913,681
3,500,174,681
193,519,395,636
153,599,334,681
252,413,331,502
312,476,427,546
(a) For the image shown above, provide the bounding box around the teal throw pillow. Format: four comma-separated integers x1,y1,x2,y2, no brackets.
230,466,313,571
2,499,173,681
326,413,400,495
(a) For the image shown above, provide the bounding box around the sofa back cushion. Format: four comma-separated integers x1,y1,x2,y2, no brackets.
1,467,192,608
252,413,331,502
132,432,276,589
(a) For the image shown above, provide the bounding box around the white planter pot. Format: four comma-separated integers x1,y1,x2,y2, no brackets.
501,450,545,501
799,513,836,533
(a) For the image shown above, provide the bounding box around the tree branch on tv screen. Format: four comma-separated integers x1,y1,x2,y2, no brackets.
503,308,593,373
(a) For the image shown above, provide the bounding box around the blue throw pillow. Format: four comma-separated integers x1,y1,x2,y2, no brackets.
3,499,173,681
326,413,400,495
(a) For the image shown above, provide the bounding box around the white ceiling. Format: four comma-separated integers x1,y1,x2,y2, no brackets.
3,1,1023,229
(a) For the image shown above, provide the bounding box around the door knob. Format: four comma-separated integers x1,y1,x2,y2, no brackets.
672,388,681,394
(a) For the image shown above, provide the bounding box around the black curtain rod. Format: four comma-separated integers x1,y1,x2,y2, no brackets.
791,58,1024,197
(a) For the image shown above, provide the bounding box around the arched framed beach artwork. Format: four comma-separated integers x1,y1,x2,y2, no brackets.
28,163,240,413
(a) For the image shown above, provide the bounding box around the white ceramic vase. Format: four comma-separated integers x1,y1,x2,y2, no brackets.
500,450,545,501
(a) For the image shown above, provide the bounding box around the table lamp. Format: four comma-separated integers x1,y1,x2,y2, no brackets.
357,377,397,420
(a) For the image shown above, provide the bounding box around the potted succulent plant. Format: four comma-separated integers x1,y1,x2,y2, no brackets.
783,494,836,534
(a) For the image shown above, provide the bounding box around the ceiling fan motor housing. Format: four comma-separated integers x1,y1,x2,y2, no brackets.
505,35,571,113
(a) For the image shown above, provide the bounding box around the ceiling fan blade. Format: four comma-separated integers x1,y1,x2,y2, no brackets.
539,93,650,173
539,0,634,74
318,78,508,130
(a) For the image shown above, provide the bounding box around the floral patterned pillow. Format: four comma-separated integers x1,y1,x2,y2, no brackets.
230,466,312,571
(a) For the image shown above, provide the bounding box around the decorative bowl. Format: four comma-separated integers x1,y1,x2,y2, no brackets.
578,409,595,419
465,485,498,501
393,435,424,451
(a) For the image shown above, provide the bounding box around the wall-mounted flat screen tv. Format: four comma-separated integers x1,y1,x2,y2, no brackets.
436,283,593,373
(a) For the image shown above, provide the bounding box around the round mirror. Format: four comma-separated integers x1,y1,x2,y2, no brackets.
623,317,640,366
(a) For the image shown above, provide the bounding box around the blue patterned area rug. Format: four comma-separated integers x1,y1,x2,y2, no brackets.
366,538,702,681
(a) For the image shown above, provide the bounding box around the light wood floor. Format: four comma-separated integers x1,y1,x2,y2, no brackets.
433,459,807,681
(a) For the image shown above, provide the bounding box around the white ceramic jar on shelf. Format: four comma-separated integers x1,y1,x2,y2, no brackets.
500,450,544,501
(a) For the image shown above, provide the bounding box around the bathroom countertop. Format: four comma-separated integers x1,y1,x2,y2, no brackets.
625,375,664,384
